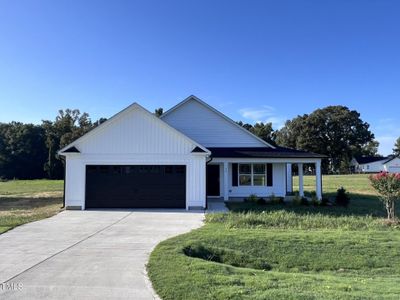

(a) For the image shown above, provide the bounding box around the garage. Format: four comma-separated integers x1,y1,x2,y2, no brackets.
85,165,186,208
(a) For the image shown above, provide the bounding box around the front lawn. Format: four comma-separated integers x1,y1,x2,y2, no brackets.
148,174,400,299
0,180,64,234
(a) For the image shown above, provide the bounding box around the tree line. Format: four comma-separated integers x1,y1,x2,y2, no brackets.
0,110,106,179
0,105,399,179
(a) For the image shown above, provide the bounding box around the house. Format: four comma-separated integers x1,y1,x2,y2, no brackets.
350,156,400,173
58,96,325,210
350,156,388,173
383,156,400,173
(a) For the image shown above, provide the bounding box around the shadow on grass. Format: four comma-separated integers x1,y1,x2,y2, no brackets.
227,193,396,218
0,196,63,210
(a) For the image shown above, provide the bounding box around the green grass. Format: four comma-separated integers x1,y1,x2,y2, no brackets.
148,174,400,299
0,180,63,234
0,179,63,195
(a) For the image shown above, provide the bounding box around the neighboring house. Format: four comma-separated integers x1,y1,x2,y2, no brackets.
350,156,388,173
58,96,325,210
351,156,400,173
383,156,400,173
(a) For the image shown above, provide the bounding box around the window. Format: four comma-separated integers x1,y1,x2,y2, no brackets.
253,164,266,186
238,164,267,186
239,164,252,185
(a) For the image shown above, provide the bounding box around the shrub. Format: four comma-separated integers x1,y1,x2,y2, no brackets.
369,172,400,220
293,195,302,205
270,196,284,205
256,197,266,205
320,197,330,206
310,195,320,206
335,187,350,207
245,193,258,203
300,197,309,206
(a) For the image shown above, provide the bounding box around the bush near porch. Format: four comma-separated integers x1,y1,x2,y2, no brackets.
148,174,400,300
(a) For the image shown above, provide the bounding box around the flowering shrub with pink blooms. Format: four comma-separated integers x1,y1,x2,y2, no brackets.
369,172,400,220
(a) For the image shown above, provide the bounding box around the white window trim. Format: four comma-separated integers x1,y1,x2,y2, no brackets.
238,163,267,186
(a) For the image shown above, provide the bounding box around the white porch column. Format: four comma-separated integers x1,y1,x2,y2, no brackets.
298,163,304,197
223,161,229,201
286,163,293,193
316,160,322,200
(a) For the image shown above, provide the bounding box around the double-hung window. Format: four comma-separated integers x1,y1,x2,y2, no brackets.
238,163,267,186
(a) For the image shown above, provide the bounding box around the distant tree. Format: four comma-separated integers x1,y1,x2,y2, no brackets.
393,137,400,156
237,121,275,144
0,122,47,179
275,115,308,149
275,106,374,173
42,109,96,179
154,108,163,117
237,121,253,131
250,122,275,144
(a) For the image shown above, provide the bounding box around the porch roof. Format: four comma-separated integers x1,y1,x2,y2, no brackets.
207,147,326,159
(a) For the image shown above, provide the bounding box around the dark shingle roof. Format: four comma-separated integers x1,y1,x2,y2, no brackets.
207,147,326,159
354,156,387,164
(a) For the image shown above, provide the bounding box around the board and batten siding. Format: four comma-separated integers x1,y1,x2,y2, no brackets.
75,107,195,154
63,104,207,210
162,98,266,147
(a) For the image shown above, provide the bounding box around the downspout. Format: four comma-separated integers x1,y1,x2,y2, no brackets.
205,155,213,210
60,155,66,209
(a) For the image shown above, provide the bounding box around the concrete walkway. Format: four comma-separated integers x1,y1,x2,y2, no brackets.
0,210,204,299
206,199,229,213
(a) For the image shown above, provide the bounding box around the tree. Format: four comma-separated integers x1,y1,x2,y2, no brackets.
394,137,400,156
369,172,400,220
154,108,163,117
250,122,275,144
0,122,47,179
42,109,97,179
275,106,375,173
237,121,276,144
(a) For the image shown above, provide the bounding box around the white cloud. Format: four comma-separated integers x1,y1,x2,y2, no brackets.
238,106,286,129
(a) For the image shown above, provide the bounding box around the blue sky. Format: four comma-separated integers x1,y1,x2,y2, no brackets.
0,0,399,155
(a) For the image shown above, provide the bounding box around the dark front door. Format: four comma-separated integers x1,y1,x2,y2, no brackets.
85,165,186,208
206,164,220,196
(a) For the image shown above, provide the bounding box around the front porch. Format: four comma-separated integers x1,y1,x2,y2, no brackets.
207,159,322,201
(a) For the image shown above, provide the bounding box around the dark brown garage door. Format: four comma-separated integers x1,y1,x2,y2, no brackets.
85,165,186,208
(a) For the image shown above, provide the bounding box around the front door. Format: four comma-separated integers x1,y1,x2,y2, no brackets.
206,164,220,196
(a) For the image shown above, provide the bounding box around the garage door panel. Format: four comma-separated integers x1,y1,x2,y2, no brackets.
85,165,186,208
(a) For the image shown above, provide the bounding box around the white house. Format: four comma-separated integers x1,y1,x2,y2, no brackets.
350,156,388,173
351,156,400,173
59,96,325,210
383,156,400,173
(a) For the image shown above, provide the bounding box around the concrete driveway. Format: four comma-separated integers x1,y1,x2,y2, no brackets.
0,210,204,299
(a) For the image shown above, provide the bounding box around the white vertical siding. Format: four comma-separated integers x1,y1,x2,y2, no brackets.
64,105,208,210
162,98,266,147
76,108,195,154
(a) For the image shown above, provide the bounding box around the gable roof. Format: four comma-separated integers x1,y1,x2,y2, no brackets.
58,102,210,155
383,155,399,164
161,95,276,149
354,156,388,164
